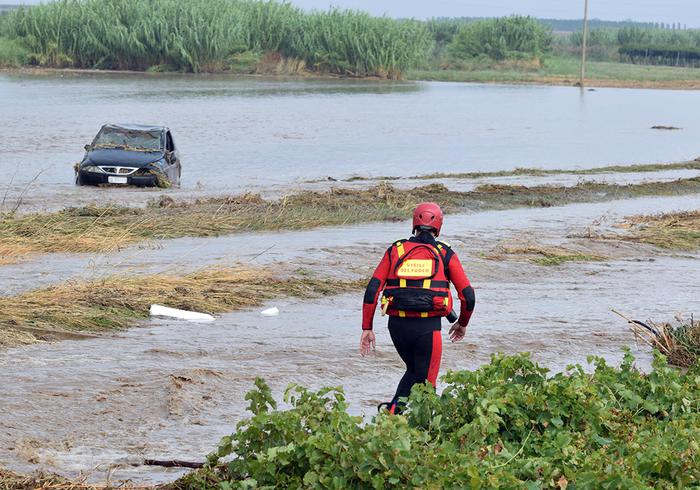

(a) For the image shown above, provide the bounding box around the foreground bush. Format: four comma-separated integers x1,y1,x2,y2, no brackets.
181,351,700,489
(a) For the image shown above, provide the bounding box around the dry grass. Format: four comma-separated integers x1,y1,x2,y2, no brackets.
616,211,700,250
0,468,77,490
615,311,700,368
0,466,148,489
487,240,606,266
3,178,700,262
0,266,362,347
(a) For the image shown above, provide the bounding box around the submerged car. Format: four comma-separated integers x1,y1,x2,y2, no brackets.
76,124,181,187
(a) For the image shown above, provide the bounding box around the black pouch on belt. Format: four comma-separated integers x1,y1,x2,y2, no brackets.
386,288,448,312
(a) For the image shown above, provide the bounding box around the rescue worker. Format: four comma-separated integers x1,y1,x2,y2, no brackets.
360,202,475,413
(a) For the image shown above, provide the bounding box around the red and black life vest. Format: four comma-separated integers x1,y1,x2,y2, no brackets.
382,239,453,319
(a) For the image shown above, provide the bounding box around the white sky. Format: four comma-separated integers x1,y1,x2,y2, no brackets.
4,0,699,27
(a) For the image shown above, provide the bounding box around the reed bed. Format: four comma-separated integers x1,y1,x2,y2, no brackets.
0,0,431,77
0,266,362,346
3,178,700,264
617,210,700,250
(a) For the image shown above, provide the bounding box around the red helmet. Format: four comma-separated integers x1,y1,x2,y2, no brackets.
412,202,444,237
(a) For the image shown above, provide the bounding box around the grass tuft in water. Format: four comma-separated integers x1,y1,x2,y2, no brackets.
616,211,700,250
488,240,606,266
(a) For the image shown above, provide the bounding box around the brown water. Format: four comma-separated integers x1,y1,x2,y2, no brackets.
2,193,700,483
2,72,700,484
2,72,700,212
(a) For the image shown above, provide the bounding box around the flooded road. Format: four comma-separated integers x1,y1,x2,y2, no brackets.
2,72,700,211
2,193,700,483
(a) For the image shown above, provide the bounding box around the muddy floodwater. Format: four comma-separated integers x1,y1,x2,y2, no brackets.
2,72,700,211
2,193,700,483
2,72,700,485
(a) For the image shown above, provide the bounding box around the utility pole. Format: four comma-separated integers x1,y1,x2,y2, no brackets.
579,0,589,87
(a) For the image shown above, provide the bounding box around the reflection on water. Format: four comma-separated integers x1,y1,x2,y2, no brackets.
1,73,699,211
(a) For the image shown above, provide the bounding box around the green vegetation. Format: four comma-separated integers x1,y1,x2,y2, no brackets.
0,0,431,77
4,177,700,264
2,2,700,85
0,266,362,348
559,26,700,67
176,351,700,488
446,16,552,65
0,35,27,67
410,56,700,87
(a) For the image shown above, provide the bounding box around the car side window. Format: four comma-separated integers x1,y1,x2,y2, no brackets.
166,132,174,153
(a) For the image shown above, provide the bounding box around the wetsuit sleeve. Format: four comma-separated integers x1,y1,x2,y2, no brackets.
362,248,391,330
446,252,475,327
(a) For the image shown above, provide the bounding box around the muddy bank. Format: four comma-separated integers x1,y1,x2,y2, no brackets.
4,66,700,91
4,177,700,266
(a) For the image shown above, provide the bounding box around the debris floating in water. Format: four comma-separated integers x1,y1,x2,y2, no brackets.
149,304,215,322
651,125,682,130
261,307,280,317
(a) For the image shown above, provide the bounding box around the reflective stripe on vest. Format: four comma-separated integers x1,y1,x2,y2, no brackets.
396,242,405,258
386,279,449,288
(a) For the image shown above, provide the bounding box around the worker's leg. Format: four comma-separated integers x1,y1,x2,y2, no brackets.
388,322,417,409
412,330,442,387
387,317,441,413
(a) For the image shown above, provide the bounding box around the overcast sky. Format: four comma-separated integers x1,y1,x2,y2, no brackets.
5,0,699,27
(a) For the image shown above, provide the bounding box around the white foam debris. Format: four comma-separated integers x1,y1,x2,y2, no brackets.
261,307,280,317
150,304,215,322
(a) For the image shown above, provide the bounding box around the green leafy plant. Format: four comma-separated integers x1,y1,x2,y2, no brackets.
192,350,700,489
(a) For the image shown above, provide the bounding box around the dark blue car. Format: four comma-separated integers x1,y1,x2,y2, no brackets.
75,123,181,187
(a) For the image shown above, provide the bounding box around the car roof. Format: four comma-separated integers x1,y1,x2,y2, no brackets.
103,123,168,133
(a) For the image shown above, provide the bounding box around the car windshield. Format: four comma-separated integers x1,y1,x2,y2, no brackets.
92,127,162,152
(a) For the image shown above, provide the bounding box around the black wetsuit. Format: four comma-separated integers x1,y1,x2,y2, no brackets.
388,315,442,411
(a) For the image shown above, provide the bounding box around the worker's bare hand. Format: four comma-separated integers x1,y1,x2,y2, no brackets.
449,322,467,343
360,330,376,356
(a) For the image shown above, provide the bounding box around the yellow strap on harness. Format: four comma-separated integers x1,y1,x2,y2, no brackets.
423,279,431,289
420,312,429,318
399,279,406,288
396,242,405,258
398,310,406,318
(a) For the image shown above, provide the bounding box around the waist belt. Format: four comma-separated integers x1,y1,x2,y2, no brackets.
386,279,449,288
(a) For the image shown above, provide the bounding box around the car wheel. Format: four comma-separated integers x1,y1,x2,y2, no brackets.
75,172,84,186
